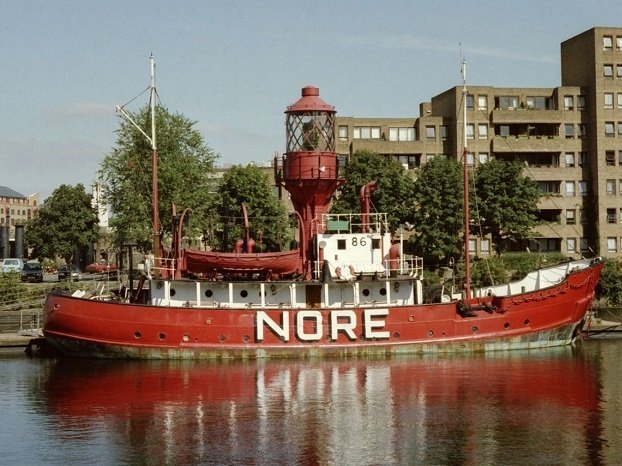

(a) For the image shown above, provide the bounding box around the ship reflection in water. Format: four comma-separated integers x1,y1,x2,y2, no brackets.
43,348,604,465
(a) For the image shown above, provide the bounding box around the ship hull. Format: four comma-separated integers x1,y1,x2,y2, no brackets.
43,259,603,359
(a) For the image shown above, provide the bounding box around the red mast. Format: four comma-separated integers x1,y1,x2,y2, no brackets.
282,86,342,278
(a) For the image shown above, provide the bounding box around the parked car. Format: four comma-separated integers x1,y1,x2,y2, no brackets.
85,260,118,274
21,262,43,282
58,264,82,281
1,258,24,274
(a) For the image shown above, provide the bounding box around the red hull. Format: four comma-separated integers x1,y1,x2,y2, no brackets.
42,259,604,359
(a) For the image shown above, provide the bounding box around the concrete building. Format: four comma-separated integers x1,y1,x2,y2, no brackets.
335,27,622,258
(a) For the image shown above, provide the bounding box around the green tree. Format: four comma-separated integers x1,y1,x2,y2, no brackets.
25,184,98,264
472,159,540,254
99,105,217,252
213,164,292,252
330,149,415,232
596,259,622,305
409,157,463,263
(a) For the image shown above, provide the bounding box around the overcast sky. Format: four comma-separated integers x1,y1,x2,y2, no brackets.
2,0,621,200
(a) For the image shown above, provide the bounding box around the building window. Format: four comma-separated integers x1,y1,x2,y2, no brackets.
566,209,576,224
618,65,622,79
619,207,622,224
396,154,420,170
607,150,616,165
469,239,476,254
564,96,574,110
498,96,518,110
353,126,381,139
567,238,577,254
617,36,622,50
338,125,348,141
604,64,613,79
578,124,587,138
565,181,575,196
605,122,615,137
579,181,588,196
389,127,414,142
618,122,622,138
604,36,613,50
440,126,447,141
466,124,474,140
565,152,575,167
466,94,474,111
426,154,436,163
607,237,617,253
618,93,622,109
580,238,589,252
607,209,616,223
478,124,488,139
579,152,588,167
577,95,586,111
466,152,475,166
426,126,436,141
607,179,616,195
478,153,489,164
477,95,488,111
605,92,614,108
564,124,574,138
479,239,489,255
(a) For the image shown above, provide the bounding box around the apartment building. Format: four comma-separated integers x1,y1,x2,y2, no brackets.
0,186,39,258
335,27,622,258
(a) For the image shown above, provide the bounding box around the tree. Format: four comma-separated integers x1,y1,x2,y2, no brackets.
25,184,98,264
472,159,540,254
330,149,415,232
212,164,292,252
409,157,463,263
99,105,217,252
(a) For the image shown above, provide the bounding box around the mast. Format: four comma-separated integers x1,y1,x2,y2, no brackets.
461,57,471,299
116,55,161,274
149,55,161,268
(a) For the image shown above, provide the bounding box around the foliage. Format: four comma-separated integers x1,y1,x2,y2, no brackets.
211,164,292,252
409,157,463,264
596,259,622,305
471,159,540,254
330,149,415,232
0,272,26,306
99,105,218,253
24,184,99,264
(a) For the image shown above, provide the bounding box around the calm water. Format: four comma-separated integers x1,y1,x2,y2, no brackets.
1,338,622,466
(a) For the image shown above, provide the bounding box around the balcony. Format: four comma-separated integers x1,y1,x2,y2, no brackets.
492,135,566,152
492,108,564,124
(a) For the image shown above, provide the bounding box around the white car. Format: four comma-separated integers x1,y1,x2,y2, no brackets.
1,258,24,273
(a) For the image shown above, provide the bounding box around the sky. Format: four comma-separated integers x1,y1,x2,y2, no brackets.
2,0,622,201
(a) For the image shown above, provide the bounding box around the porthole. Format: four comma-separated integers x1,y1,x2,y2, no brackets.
380,288,387,296
504,322,510,329
243,335,250,343
158,332,166,340
408,315,415,322
219,334,226,342
427,330,434,337
182,334,190,342
205,289,213,298
393,332,400,339
524,319,530,326
240,290,248,298
133,331,142,339
472,326,478,334
170,288,176,297
362,288,370,297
